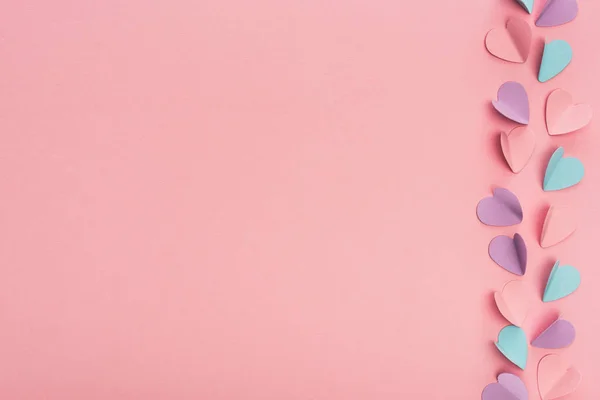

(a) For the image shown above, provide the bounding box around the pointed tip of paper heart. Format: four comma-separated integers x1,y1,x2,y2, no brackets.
540,205,577,248
536,0,578,28
515,0,533,13
532,318,576,349
538,40,572,83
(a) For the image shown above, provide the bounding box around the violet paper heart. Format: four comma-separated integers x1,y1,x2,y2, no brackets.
532,318,576,349
536,0,578,27
489,234,527,275
492,82,530,125
477,188,524,227
482,373,528,400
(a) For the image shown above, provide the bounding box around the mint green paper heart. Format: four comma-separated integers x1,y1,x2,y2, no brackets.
543,147,584,191
515,0,533,13
543,260,581,302
495,325,528,369
539,40,572,82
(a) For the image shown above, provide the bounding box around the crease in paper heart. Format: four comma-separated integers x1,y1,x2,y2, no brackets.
492,82,530,124
482,373,528,400
515,0,534,13
536,0,578,27
532,318,575,349
495,325,528,370
489,234,527,275
541,206,577,248
485,18,532,63
538,354,581,400
546,89,592,135
477,188,523,227
543,147,584,191
501,127,535,173
543,260,581,302
494,280,531,327
539,40,572,83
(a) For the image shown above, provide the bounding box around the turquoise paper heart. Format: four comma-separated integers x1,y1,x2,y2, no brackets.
495,325,528,369
539,40,572,82
543,260,581,302
543,147,584,191
515,0,533,13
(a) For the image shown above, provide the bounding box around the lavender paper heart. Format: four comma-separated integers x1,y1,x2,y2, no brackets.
489,234,527,275
536,0,578,27
482,373,528,400
477,188,523,227
492,82,530,125
532,318,576,349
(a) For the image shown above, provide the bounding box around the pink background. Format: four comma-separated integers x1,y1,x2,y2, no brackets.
1,0,599,398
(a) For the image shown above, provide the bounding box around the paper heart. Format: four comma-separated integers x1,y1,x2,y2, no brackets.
495,281,531,327
482,373,528,400
543,147,584,191
477,188,523,227
536,0,578,27
532,318,575,349
515,0,534,13
492,82,529,124
540,206,577,248
501,127,535,173
546,89,592,135
539,40,572,83
495,325,528,370
489,234,527,276
486,19,532,63
538,354,581,400
543,260,581,302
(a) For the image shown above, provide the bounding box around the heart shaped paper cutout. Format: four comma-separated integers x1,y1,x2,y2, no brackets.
495,281,531,327
489,234,527,275
540,206,577,248
486,19,532,63
482,373,528,400
515,0,534,13
536,0,578,27
539,40,572,83
543,260,581,302
501,127,535,173
532,318,575,349
538,354,581,400
477,188,523,227
546,89,592,135
495,325,528,370
492,82,529,124
543,147,584,191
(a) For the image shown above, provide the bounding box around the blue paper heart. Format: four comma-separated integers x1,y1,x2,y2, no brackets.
515,0,534,13
543,260,581,302
539,40,572,82
495,325,528,369
543,147,584,191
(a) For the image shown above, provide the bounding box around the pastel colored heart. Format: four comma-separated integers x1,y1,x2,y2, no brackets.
501,127,535,173
536,0,578,27
543,260,581,302
543,147,584,191
495,325,528,370
546,89,592,135
494,281,531,327
532,318,575,349
477,188,523,227
515,0,534,14
489,234,527,276
537,354,581,400
482,373,528,400
486,19,532,63
540,206,577,248
538,40,572,83
492,82,529,124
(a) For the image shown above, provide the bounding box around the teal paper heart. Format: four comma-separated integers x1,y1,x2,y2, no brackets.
515,0,533,13
495,325,528,370
543,147,584,191
539,40,572,82
543,260,581,302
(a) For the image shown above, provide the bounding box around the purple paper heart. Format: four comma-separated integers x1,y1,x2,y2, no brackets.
482,373,528,400
492,82,530,125
477,188,523,227
489,234,527,275
532,318,576,349
536,0,578,27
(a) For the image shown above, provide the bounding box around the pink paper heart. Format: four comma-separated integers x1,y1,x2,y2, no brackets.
494,280,531,327
485,18,532,63
546,89,592,135
541,206,577,248
538,354,581,400
501,127,536,173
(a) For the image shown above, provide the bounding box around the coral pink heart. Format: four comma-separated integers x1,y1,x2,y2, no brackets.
501,127,536,173
538,354,581,400
546,89,592,135
485,18,532,63
541,206,577,248
494,280,531,327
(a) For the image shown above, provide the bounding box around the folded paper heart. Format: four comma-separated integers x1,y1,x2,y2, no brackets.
543,147,584,191
485,19,532,63
538,354,581,400
543,261,581,302
495,325,528,370
540,206,577,248
477,188,523,227
493,82,530,124
536,0,578,27
539,40,572,83
515,0,534,14
482,373,528,400
495,281,531,327
501,127,535,173
546,89,592,135
489,234,527,275
532,318,575,349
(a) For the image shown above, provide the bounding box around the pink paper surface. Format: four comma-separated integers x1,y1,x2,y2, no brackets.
1,1,599,399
